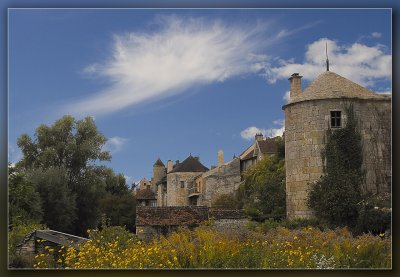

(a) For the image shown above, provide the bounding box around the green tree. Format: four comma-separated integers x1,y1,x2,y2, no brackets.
17,115,111,179
102,167,129,195
16,115,111,235
99,193,136,232
239,155,286,221
98,169,136,232
29,167,77,233
308,104,364,229
8,164,43,227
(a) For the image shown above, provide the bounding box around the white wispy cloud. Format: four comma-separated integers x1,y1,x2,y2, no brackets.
262,38,391,88
240,120,285,141
283,90,290,102
67,15,278,116
103,136,128,154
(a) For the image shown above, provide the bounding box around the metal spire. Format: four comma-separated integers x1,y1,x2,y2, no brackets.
326,42,330,71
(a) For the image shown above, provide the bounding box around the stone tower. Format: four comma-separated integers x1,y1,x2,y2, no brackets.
152,158,166,192
283,70,391,219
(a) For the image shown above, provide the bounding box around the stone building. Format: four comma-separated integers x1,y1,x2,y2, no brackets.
239,133,279,172
283,70,391,219
191,157,241,207
141,136,279,209
165,155,209,206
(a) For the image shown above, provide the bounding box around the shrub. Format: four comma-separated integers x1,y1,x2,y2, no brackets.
308,104,364,229
356,193,391,236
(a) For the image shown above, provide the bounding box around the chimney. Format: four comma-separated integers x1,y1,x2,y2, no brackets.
175,160,179,166
255,133,263,142
218,149,224,166
167,160,173,173
194,156,200,161
288,73,303,98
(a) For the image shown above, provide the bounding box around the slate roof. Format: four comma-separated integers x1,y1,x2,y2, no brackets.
240,137,278,161
136,187,156,200
286,71,390,106
169,155,209,173
258,138,278,155
153,158,165,167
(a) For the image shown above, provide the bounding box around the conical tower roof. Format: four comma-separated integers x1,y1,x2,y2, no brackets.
153,158,165,167
286,71,390,106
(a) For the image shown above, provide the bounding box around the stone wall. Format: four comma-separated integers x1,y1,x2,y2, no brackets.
167,172,200,206
284,98,391,219
201,158,241,207
136,206,249,241
136,206,209,226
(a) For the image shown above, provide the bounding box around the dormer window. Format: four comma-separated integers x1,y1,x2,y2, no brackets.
330,111,342,128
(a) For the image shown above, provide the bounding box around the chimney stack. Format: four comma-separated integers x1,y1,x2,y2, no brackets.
167,160,173,173
175,160,179,166
255,133,263,142
218,149,224,166
288,73,303,98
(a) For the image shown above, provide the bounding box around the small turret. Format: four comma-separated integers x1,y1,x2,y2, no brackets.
153,158,166,188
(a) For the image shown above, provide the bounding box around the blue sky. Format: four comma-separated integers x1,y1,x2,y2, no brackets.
8,8,391,185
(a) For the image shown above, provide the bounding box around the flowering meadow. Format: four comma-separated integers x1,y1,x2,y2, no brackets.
33,224,391,269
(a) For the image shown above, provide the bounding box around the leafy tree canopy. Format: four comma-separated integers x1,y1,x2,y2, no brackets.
16,115,111,178
239,154,286,221
14,115,124,235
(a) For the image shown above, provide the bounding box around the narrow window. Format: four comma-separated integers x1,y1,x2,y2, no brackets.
180,181,185,188
330,111,341,128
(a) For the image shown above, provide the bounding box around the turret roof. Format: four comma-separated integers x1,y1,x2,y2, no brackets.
153,158,165,167
286,71,390,106
169,155,209,173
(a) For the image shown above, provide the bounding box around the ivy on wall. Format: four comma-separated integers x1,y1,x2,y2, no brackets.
308,104,364,229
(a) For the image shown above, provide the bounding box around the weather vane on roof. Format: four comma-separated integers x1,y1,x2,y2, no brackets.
326,42,330,71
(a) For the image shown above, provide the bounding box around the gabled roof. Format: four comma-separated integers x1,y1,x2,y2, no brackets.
258,138,278,155
239,137,278,161
136,187,156,200
287,71,390,106
169,155,209,173
153,158,165,167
